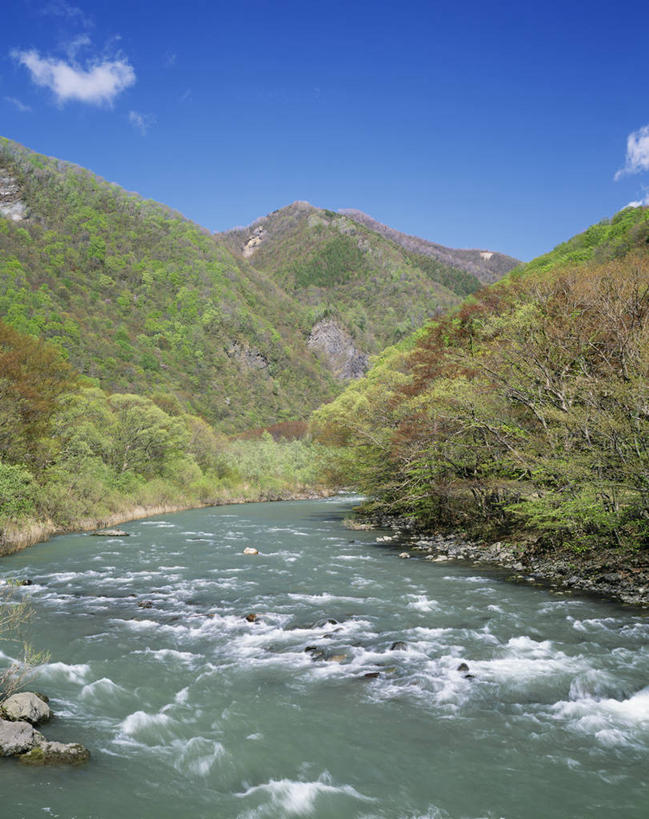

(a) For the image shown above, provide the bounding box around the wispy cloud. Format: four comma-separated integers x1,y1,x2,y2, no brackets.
40,1,93,29
12,48,135,106
129,110,155,135
4,96,32,113
164,51,177,67
615,124,649,180
63,33,91,60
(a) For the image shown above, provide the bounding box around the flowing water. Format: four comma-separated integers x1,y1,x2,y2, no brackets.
1,497,648,818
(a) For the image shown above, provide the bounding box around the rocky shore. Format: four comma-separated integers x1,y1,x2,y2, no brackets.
372,523,649,608
0,692,89,765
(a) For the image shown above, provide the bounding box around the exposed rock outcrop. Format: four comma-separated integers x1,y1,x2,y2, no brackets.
307,319,368,379
227,342,268,371
0,165,27,222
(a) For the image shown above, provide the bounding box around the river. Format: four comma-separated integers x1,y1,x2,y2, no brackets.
1,497,648,818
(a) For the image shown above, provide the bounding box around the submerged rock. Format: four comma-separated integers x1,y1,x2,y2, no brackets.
304,646,325,661
363,671,380,679
0,719,42,757
19,740,90,766
1,693,51,725
137,600,153,609
325,654,347,663
390,641,408,651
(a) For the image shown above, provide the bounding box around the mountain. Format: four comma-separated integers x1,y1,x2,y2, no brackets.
0,136,519,431
218,201,520,362
313,204,649,558
0,138,340,431
339,209,519,283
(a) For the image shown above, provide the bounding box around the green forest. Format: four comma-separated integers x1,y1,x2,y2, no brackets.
313,206,649,557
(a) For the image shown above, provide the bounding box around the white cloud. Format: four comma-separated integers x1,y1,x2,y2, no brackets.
615,124,649,180
129,110,155,135
12,49,135,106
624,192,649,208
4,96,32,113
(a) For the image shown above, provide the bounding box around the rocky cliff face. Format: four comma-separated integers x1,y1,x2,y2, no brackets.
0,165,27,221
307,319,368,379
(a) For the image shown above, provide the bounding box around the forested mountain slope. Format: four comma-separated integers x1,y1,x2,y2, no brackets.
339,208,520,283
313,206,649,557
0,138,338,431
219,202,519,356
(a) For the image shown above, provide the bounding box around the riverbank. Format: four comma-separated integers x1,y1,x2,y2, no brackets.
377,523,649,608
0,487,335,556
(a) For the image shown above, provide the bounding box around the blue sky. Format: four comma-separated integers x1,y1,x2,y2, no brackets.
2,0,649,261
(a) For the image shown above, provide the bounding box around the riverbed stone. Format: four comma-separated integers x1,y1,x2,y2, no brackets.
0,719,42,756
19,740,90,766
398,552,410,559
390,641,407,651
1,693,51,725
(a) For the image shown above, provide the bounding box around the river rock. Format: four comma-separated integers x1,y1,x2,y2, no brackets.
0,719,42,757
137,600,153,609
92,529,129,537
243,547,259,555
245,613,258,622
390,641,408,651
325,654,347,663
19,740,90,766
398,552,410,559
456,662,470,673
1,692,51,725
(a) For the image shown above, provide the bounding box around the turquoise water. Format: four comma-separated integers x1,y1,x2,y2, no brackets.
1,497,648,818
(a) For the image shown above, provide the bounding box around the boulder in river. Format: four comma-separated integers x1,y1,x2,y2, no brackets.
325,654,347,663
390,641,408,651
456,662,470,673
243,547,259,555
19,740,90,766
0,719,42,757
137,600,153,609
1,693,51,725
245,613,258,622
398,552,410,559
